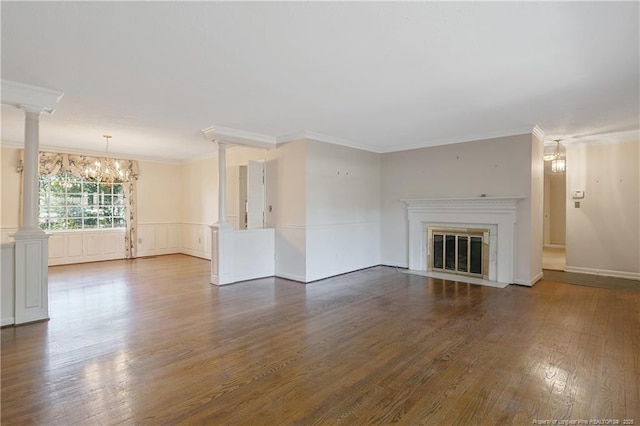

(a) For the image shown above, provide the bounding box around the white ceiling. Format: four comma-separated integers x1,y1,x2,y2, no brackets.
2,2,638,162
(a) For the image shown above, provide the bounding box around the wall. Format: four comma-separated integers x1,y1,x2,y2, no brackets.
565,140,640,278
1,243,15,326
136,160,183,257
528,133,544,284
265,140,307,281
1,147,21,231
178,155,217,259
305,140,381,281
226,147,268,229
380,134,537,283
545,173,566,245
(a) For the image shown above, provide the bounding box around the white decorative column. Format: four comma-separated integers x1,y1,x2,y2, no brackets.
210,141,235,285
13,107,50,324
2,80,63,325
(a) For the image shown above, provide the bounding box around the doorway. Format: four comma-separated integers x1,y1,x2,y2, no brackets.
543,142,566,271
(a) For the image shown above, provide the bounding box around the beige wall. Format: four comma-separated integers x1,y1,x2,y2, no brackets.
2,146,188,229
566,140,640,275
179,156,218,225
265,140,307,228
548,173,566,245
528,132,544,282
136,160,182,224
381,134,538,283
1,147,21,229
305,140,381,281
264,140,307,280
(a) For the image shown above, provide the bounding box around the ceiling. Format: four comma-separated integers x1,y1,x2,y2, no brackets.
2,2,638,162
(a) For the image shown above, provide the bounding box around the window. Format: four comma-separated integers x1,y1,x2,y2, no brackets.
39,173,126,231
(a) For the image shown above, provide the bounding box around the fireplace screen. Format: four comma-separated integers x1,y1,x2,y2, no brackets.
429,227,489,278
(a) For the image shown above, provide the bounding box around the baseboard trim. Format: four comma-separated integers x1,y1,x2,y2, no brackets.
137,248,181,258
274,272,306,283
564,266,640,281
513,271,544,286
380,264,409,270
2,316,15,327
179,248,210,261
49,254,125,266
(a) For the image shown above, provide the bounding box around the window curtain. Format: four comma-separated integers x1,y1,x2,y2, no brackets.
18,150,140,259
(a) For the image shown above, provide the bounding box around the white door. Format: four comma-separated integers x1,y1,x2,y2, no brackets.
247,160,265,229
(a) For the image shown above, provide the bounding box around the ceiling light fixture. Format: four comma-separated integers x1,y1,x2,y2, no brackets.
550,139,566,173
85,135,130,184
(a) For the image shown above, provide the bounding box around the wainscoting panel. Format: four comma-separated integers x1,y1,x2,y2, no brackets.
179,223,211,260
305,221,381,282
137,223,181,258
67,234,83,258
86,234,102,256
49,234,65,259
1,228,18,244
2,224,212,267
48,230,126,266
274,225,306,282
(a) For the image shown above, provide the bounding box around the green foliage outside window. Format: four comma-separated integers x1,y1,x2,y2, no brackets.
39,173,126,231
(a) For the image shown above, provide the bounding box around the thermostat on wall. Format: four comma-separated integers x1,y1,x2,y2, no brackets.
572,190,585,199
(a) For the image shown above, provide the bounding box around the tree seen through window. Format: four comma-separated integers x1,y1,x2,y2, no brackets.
39,173,126,230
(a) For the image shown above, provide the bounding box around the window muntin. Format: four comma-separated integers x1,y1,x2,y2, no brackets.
39,173,125,231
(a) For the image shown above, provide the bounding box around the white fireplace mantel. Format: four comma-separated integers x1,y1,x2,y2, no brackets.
403,197,524,285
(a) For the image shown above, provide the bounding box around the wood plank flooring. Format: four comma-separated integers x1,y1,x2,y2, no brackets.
2,254,639,425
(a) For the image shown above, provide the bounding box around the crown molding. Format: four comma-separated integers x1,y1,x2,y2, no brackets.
202,125,276,149
0,140,184,164
380,126,537,154
1,80,64,114
277,130,381,153
532,125,545,141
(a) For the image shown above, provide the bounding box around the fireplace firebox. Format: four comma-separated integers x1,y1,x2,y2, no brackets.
428,227,489,279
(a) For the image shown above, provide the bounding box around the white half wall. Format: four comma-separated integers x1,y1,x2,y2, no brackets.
234,228,275,281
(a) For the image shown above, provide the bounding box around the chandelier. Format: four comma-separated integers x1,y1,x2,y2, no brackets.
84,135,130,184
544,139,566,173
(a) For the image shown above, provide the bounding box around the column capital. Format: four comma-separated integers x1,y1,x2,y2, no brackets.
1,80,63,114
20,105,44,116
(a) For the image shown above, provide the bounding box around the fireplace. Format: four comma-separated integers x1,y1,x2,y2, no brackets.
428,227,489,279
404,197,522,284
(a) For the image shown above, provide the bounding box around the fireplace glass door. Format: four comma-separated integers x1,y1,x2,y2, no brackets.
430,229,486,277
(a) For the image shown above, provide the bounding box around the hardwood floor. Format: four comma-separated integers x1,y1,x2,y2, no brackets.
2,254,639,425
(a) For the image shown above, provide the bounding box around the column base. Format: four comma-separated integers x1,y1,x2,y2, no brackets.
210,222,235,286
13,229,50,324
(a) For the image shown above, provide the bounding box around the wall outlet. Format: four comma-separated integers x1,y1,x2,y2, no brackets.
138,238,142,244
